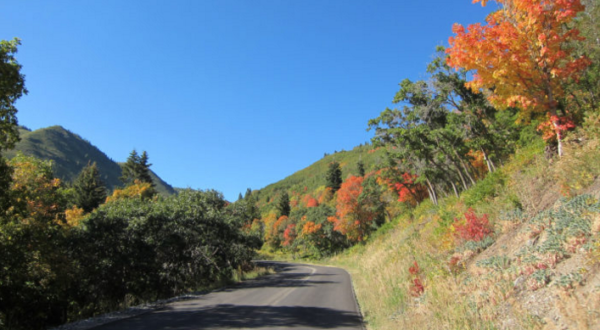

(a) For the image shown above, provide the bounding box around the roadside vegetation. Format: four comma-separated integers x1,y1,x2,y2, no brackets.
1,0,599,329
250,1,600,328
0,40,261,329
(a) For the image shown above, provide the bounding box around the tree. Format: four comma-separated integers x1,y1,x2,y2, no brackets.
369,49,520,205
244,187,252,200
326,161,343,193
357,160,366,177
120,150,154,187
73,162,107,213
446,0,590,156
277,191,291,217
1,38,27,152
328,175,384,242
1,154,71,329
1,38,27,213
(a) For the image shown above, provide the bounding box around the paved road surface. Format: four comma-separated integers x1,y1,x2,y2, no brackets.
94,261,364,330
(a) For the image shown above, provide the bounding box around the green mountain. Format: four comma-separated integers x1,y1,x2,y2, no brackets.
5,125,176,196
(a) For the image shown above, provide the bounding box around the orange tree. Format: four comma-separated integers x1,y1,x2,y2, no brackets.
328,176,385,242
446,0,590,156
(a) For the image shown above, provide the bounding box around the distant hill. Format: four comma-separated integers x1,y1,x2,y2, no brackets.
5,125,176,196
253,143,387,209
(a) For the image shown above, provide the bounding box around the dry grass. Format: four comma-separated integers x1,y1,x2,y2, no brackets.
327,135,600,330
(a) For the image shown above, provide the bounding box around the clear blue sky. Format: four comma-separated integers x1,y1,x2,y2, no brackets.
0,1,494,201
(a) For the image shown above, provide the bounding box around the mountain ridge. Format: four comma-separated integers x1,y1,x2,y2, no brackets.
5,125,176,196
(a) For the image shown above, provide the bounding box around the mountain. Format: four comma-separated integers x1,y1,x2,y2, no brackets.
5,125,176,196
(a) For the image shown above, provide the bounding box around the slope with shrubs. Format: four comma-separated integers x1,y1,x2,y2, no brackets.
328,123,600,329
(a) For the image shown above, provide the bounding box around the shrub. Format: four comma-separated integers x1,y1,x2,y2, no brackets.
462,171,506,207
453,209,493,242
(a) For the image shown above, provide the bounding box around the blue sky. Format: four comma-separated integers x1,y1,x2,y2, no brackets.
0,1,493,201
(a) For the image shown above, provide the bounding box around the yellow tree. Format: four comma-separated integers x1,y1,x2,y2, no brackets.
446,0,590,156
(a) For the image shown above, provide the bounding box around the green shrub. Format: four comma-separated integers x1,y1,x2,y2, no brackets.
462,171,507,207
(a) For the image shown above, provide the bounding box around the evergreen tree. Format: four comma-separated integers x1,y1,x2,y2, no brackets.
120,150,154,187
238,193,243,201
245,193,260,222
244,187,252,200
138,151,154,184
277,191,291,217
326,161,343,193
357,160,366,177
73,162,107,213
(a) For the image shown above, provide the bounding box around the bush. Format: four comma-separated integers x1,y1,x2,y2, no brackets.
462,171,507,207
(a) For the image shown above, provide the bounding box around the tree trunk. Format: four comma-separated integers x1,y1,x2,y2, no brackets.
481,148,495,173
455,149,477,186
425,179,438,206
450,181,459,198
552,117,564,157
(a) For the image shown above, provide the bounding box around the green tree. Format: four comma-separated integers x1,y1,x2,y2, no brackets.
326,161,342,193
73,162,107,213
277,191,291,217
357,160,366,177
244,187,252,200
1,154,71,329
1,38,27,214
1,38,27,152
120,150,154,187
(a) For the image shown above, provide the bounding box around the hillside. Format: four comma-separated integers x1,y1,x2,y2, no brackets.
326,135,600,329
5,125,176,196
253,144,387,210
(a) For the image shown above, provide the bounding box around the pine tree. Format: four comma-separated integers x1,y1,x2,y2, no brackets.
120,150,154,187
73,162,107,213
277,192,291,217
244,187,252,200
138,151,154,184
357,160,366,177
326,161,343,193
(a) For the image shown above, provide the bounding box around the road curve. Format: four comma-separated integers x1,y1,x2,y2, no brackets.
94,261,364,330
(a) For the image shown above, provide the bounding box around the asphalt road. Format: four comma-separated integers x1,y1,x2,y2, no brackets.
94,261,364,330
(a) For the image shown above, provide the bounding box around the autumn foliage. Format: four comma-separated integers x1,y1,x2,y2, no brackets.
283,223,297,246
328,176,383,242
377,170,427,205
447,0,590,155
408,261,425,297
105,179,154,203
453,208,493,242
302,194,319,208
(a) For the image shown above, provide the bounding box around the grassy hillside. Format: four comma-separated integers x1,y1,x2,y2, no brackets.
326,131,600,329
6,125,175,196
254,144,387,209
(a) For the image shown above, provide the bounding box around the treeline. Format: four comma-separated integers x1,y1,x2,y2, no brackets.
239,0,600,257
0,155,260,329
0,41,260,329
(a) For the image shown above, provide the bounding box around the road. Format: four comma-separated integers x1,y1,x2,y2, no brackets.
94,261,364,330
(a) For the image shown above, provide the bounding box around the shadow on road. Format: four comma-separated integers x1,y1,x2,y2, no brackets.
117,304,363,329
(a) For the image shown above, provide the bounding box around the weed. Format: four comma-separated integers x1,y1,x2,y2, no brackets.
553,271,584,290
477,255,512,271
